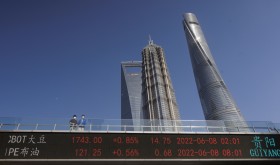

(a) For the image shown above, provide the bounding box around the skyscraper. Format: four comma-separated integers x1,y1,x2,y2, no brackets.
121,61,142,131
141,38,181,130
182,13,248,131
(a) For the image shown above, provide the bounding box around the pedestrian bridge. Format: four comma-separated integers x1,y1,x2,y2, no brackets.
0,118,280,164
0,118,279,133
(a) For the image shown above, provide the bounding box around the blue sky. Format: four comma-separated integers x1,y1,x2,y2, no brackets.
1,0,280,123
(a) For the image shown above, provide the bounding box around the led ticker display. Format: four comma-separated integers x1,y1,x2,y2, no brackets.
1,132,280,160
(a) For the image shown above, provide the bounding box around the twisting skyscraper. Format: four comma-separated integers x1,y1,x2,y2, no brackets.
183,13,248,130
141,38,181,130
121,61,142,131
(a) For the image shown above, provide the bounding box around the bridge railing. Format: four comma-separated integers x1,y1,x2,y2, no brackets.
0,118,279,133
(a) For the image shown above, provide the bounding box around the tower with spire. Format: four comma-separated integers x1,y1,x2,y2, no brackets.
141,37,181,131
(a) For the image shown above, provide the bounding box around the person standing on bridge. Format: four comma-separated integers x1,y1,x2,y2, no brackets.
69,115,77,130
78,114,87,131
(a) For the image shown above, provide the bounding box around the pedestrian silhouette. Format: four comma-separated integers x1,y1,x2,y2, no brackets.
69,115,77,130
78,114,86,131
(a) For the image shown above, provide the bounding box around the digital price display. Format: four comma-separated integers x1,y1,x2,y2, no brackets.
1,132,280,160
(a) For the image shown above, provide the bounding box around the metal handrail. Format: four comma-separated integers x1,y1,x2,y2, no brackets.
0,120,279,133
0,124,268,133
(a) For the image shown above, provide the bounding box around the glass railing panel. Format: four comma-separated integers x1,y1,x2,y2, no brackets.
17,124,37,130
108,125,122,132
0,124,18,130
90,125,108,132
55,124,72,131
36,124,56,131
207,126,225,132
191,126,209,132
178,126,192,132
0,118,279,133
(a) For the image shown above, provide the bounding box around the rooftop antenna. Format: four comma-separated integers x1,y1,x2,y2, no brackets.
148,35,153,45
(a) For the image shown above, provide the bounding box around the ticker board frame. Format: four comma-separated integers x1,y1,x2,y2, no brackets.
1,131,280,162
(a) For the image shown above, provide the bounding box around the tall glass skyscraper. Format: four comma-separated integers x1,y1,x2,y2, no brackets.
183,13,248,131
121,61,142,131
141,38,181,130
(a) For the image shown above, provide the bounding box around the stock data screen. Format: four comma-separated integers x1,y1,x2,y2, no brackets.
1,132,280,160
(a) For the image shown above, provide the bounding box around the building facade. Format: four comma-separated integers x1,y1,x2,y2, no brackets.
121,61,142,131
182,13,248,130
141,39,181,130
